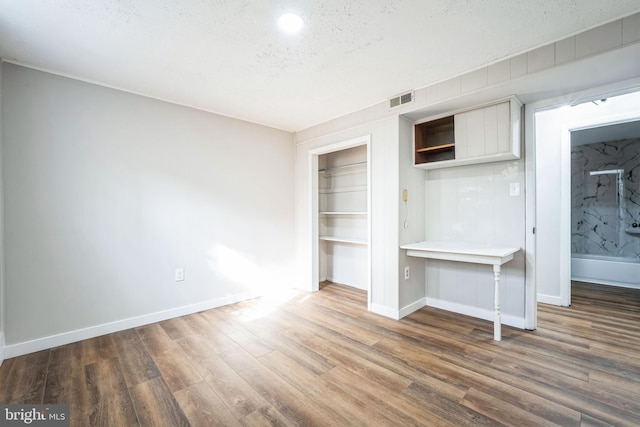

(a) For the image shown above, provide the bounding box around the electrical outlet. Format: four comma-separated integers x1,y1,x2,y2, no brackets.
175,268,185,282
404,266,410,280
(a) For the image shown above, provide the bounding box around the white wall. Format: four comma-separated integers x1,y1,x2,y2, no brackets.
424,161,527,327
398,117,427,312
1,63,295,355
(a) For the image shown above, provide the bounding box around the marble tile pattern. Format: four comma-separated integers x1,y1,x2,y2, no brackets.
571,137,640,258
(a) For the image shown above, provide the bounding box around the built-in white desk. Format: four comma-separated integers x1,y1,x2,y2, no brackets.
400,241,521,341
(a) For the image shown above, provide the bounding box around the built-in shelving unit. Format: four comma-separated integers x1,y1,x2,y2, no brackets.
413,96,522,169
318,145,368,289
414,116,455,164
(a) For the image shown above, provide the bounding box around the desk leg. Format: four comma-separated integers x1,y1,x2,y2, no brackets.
493,264,501,341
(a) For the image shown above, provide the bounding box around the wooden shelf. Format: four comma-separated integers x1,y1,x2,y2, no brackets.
414,116,455,165
416,143,455,153
320,236,368,245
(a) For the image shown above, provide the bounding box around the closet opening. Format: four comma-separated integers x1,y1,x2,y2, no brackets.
309,135,371,308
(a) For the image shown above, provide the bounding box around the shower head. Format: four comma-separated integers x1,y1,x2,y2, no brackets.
590,169,624,176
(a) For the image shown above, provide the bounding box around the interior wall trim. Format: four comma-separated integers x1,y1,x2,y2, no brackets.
369,303,400,320
536,294,564,307
3,290,262,359
399,298,427,319
426,297,527,329
0,332,5,367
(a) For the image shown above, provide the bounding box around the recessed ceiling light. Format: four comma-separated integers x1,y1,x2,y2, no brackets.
278,13,303,33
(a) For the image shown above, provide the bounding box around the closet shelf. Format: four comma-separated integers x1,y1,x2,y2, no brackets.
319,236,368,245
319,185,367,194
320,211,367,216
319,161,367,175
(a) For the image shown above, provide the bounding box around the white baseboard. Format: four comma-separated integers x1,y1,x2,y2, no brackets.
369,303,400,320
572,275,640,290
4,290,262,359
370,298,427,320
325,276,367,291
537,293,562,306
399,298,427,318
0,332,5,366
426,298,526,329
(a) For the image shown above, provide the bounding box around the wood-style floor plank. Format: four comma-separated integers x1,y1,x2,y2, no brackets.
82,334,117,365
240,405,294,427
174,381,240,427
259,349,401,426
178,341,266,419
129,376,190,427
219,346,351,426
85,358,139,427
151,346,202,393
43,342,89,427
111,329,161,387
1,280,639,426
0,350,49,403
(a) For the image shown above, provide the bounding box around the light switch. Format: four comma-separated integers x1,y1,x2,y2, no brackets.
509,182,520,197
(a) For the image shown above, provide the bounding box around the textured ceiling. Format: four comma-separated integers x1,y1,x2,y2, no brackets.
1,1,639,131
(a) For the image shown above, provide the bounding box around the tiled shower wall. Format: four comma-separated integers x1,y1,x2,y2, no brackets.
571,138,640,258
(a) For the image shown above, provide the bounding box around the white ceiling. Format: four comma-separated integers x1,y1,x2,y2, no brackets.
1,1,639,132
572,119,640,146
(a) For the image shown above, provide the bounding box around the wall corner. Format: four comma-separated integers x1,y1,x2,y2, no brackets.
0,332,5,366
0,59,5,354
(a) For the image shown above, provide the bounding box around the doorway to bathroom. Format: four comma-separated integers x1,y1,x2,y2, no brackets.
534,89,640,308
570,119,640,288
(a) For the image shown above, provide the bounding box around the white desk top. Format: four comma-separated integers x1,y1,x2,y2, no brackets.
401,241,520,265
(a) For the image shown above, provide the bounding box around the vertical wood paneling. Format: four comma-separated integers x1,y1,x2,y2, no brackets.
465,108,486,158
496,101,511,155
483,105,499,155
454,113,468,159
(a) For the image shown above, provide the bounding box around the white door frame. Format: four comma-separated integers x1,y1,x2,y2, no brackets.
308,135,372,308
524,103,538,329
527,82,640,319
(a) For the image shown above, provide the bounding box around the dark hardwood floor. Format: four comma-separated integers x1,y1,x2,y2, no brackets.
1,281,639,426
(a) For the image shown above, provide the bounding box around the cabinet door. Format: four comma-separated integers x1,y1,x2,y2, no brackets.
495,101,511,155
454,101,511,160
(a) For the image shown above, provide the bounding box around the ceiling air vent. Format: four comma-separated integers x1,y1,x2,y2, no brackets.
389,91,414,109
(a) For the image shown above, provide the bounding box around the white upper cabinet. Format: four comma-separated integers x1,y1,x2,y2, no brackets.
413,96,522,169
